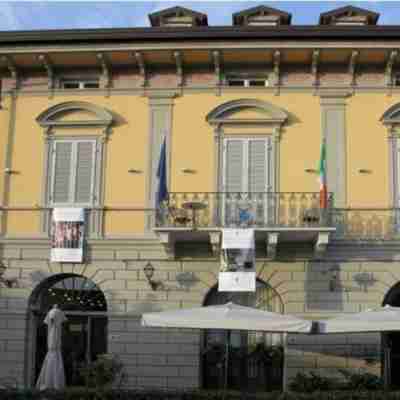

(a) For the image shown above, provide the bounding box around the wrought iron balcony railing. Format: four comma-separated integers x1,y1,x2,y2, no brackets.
331,208,400,241
155,192,333,229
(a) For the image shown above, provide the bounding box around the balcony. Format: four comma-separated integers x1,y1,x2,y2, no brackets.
154,192,336,258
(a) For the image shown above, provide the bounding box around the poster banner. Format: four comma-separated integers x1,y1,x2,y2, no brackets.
51,208,85,263
218,229,256,292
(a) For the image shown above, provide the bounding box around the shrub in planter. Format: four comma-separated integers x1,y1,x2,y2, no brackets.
79,353,125,389
338,369,384,391
289,372,340,392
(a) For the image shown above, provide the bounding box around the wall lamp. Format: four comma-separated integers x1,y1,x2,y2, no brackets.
0,262,17,288
143,262,164,291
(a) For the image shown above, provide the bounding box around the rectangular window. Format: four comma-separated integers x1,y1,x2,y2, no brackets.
61,79,100,89
222,137,273,226
227,80,246,87
394,75,400,87
50,140,96,206
227,78,269,87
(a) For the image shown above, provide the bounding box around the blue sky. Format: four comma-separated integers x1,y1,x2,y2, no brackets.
0,1,399,31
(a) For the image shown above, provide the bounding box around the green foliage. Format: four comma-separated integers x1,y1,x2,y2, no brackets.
288,372,340,392
338,369,384,391
3,389,400,400
78,353,125,389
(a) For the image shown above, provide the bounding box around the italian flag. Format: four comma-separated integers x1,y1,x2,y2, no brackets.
318,139,328,209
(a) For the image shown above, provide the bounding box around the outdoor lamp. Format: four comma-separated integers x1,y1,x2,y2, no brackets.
143,262,163,291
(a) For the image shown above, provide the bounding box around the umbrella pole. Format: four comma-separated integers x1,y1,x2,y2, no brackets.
223,330,231,400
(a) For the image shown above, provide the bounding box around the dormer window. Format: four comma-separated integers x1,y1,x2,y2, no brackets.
319,6,379,26
61,79,99,89
148,6,208,27
233,5,291,27
227,78,269,88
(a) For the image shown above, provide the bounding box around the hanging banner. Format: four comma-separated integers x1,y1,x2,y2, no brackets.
51,208,85,263
218,229,256,292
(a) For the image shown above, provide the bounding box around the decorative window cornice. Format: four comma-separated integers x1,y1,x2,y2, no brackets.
36,101,113,129
381,103,400,126
36,101,114,140
206,98,288,126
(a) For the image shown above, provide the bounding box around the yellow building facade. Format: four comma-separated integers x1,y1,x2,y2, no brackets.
1,4,400,391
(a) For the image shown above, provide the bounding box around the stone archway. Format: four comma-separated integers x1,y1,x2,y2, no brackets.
26,273,108,387
382,283,400,389
201,279,284,392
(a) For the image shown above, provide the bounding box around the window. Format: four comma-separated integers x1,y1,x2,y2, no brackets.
223,138,273,226
50,140,96,205
227,78,269,87
394,75,400,87
61,79,100,89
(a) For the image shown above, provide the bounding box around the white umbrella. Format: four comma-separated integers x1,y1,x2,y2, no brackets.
317,305,400,334
142,302,311,392
36,305,67,390
317,305,400,390
142,302,312,333
142,302,312,392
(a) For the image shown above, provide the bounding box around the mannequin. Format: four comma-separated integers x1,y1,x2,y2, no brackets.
36,303,67,390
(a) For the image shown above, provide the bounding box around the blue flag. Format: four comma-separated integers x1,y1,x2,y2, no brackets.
156,137,168,208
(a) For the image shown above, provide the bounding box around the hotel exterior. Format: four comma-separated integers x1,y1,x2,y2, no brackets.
1,4,400,391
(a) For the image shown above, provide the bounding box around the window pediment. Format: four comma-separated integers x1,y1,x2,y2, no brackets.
206,99,288,126
36,101,113,129
381,103,400,126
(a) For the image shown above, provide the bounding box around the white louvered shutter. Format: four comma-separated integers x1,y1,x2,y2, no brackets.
224,139,244,192
248,139,269,193
52,141,73,203
74,141,95,203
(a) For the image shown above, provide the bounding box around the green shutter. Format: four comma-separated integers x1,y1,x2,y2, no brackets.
248,139,267,193
74,141,94,203
225,140,244,192
53,142,73,203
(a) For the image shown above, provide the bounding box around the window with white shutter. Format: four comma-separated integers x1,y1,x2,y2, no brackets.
223,137,272,226
50,139,96,206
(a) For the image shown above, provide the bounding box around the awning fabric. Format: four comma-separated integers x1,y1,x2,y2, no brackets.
141,302,312,333
317,305,400,333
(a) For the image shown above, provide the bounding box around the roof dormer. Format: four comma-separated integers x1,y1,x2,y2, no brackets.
148,6,208,28
233,5,291,27
319,5,379,26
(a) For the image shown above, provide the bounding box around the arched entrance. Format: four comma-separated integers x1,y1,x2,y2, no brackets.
28,274,108,387
383,282,400,388
202,280,284,392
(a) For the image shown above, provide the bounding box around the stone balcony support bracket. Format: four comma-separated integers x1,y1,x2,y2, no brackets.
156,231,175,259
314,231,330,258
209,231,221,256
266,232,279,259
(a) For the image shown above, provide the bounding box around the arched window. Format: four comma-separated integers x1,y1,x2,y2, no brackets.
28,274,108,387
36,101,114,237
202,280,284,392
206,99,288,227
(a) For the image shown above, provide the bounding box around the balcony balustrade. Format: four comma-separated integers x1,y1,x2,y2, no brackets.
156,192,333,229
331,208,400,241
1,201,399,243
